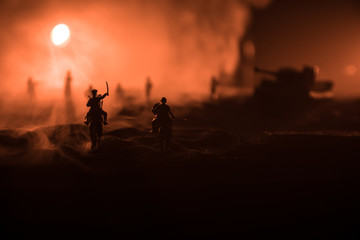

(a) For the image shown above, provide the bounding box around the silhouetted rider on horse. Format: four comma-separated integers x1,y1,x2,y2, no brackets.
151,97,174,136
84,89,109,125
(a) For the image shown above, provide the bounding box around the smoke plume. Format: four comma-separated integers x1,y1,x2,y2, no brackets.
0,0,270,127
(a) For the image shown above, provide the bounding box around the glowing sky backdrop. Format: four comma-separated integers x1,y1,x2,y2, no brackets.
1,0,360,104
0,0,270,103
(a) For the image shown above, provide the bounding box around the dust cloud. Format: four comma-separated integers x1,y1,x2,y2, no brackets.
0,0,270,128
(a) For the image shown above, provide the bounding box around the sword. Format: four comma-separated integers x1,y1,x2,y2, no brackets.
106,81,109,96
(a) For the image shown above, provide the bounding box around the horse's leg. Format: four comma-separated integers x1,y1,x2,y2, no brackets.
162,124,170,151
97,130,101,149
96,123,102,150
97,137,101,149
90,126,95,150
165,129,170,151
158,127,163,149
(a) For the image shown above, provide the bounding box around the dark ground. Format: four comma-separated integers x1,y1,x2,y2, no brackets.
1,97,360,238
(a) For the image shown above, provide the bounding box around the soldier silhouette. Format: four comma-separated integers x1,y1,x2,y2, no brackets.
64,70,73,99
85,84,93,98
84,89,109,125
210,76,219,100
145,77,152,103
151,97,174,135
116,83,124,102
27,77,36,101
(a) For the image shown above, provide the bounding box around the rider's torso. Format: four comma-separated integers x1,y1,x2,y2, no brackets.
88,97,102,108
156,105,170,118
87,97,103,121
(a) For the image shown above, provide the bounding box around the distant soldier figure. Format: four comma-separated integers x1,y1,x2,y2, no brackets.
210,76,219,100
85,84,93,98
151,97,174,135
27,77,36,101
64,70,72,98
84,89,109,125
145,77,152,103
116,83,124,102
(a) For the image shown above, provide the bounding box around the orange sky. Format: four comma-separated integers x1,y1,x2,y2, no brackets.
0,0,270,104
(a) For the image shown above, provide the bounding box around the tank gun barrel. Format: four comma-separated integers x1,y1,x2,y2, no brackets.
254,67,277,76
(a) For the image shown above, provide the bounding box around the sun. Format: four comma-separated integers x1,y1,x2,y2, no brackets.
51,24,70,46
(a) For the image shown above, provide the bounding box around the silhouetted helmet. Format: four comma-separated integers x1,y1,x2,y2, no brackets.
91,89,98,95
161,97,167,103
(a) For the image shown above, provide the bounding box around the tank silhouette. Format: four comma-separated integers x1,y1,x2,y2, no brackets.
254,65,333,100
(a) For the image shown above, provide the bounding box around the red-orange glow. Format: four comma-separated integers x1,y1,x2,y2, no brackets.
243,40,256,59
0,1,264,101
344,64,357,76
0,0,272,127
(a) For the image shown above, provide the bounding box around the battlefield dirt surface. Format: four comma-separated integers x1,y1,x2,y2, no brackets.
1,97,360,238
